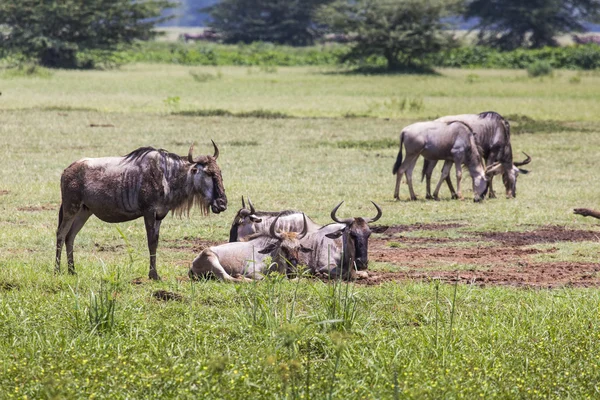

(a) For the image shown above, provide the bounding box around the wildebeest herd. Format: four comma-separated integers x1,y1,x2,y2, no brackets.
53,110,595,282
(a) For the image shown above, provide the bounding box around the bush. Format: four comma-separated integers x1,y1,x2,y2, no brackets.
527,60,553,77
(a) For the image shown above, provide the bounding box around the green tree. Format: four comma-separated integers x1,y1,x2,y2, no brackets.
205,0,334,45
465,0,600,50
0,0,175,68
318,0,457,71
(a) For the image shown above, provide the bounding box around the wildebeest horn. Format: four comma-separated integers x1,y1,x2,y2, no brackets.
485,162,503,176
248,197,256,214
514,152,531,167
364,201,382,223
269,213,283,240
241,196,246,209
211,139,219,160
331,201,353,225
298,213,308,239
188,143,195,163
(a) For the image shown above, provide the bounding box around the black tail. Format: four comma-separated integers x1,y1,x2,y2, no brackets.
58,204,63,229
392,132,404,175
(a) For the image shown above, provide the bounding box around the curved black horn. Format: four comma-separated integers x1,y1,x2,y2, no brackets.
248,197,256,214
211,139,219,160
298,213,308,239
269,214,283,240
365,201,382,223
331,201,353,224
241,196,246,209
188,143,195,163
514,152,531,167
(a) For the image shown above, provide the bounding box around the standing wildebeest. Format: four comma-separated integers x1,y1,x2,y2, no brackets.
229,199,381,279
423,112,532,199
393,121,490,202
189,213,311,282
228,196,321,242
55,142,227,280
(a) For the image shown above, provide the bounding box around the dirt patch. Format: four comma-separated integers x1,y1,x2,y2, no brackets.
0,281,19,291
163,237,220,253
95,243,124,252
152,290,183,302
0,190,9,196
17,204,56,212
361,262,600,289
372,222,464,235
476,225,600,246
364,223,600,288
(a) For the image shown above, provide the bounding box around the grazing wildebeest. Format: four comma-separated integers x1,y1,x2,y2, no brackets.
55,142,227,280
392,121,490,202
228,196,321,242
422,112,532,199
189,213,311,282
299,201,382,279
229,199,381,279
574,208,600,219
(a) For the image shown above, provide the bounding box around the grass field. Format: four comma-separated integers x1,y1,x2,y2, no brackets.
2,64,600,398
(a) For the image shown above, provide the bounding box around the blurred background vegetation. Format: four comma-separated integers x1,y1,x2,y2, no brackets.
1,0,600,71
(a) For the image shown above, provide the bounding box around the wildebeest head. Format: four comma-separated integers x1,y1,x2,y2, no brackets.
485,152,531,198
258,213,311,274
228,196,262,241
325,201,382,271
186,141,227,214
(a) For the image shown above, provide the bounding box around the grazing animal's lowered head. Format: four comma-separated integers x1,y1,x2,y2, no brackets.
229,196,262,241
324,201,382,272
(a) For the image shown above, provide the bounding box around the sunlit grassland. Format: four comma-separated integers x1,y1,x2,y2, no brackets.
2,65,600,398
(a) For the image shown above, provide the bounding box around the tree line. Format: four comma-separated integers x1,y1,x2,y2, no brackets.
1,0,599,70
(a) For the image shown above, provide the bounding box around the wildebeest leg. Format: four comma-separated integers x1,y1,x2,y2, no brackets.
400,155,420,201
454,159,464,200
444,168,458,199
56,204,78,274
423,159,438,199
485,155,497,198
433,161,453,200
144,213,162,280
189,250,239,282
65,208,92,275
394,169,403,200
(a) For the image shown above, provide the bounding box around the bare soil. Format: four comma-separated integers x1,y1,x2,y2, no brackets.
363,224,600,288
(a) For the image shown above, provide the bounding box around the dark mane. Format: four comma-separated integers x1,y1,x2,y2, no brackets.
122,147,182,164
478,111,504,121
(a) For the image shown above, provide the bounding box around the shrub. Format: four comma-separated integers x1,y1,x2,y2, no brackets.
527,60,553,77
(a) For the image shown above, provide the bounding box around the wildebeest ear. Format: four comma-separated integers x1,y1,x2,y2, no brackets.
325,230,343,239
518,168,530,174
300,246,312,253
249,216,262,223
258,243,277,254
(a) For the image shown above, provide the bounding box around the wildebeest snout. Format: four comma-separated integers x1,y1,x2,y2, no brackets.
211,197,228,213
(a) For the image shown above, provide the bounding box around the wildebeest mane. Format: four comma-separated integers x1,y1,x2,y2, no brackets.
478,111,512,162
122,147,182,165
254,209,302,217
478,111,503,121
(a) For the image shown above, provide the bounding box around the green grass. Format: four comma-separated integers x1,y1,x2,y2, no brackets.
2,65,600,398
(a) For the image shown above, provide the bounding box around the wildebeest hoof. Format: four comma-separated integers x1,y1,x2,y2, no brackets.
410,197,418,201
451,194,459,200
426,194,434,200
148,271,161,281
433,196,441,202
488,192,497,199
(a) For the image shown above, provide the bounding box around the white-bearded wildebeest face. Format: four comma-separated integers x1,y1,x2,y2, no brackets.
228,196,322,242
393,120,492,202
189,213,311,282
299,201,382,280
425,112,531,199
55,142,227,280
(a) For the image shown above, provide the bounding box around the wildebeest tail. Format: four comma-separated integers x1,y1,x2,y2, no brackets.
392,132,404,175
58,204,63,229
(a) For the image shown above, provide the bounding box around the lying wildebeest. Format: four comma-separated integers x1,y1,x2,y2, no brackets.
55,142,227,280
229,199,382,279
228,196,321,242
299,201,382,279
189,213,311,282
423,112,532,199
393,120,491,202
574,208,600,219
